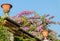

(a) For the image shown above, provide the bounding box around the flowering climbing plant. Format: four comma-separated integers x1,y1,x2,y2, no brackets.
0,10,60,41
11,10,60,41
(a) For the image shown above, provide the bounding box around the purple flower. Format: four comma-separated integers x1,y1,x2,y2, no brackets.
11,16,17,18
45,18,51,23
23,27,29,31
36,25,43,32
44,14,50,17
49,16,54,19
32,15,40,19
17,10,33,17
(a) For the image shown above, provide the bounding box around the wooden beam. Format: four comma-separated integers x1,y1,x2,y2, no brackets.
5,17,41,41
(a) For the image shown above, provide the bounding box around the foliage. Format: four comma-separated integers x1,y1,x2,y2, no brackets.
0,10,60,41
0,18,11,41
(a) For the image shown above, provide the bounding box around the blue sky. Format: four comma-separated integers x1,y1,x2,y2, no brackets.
0,0,60,36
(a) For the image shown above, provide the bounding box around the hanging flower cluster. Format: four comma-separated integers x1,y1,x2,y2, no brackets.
17,10,34,17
